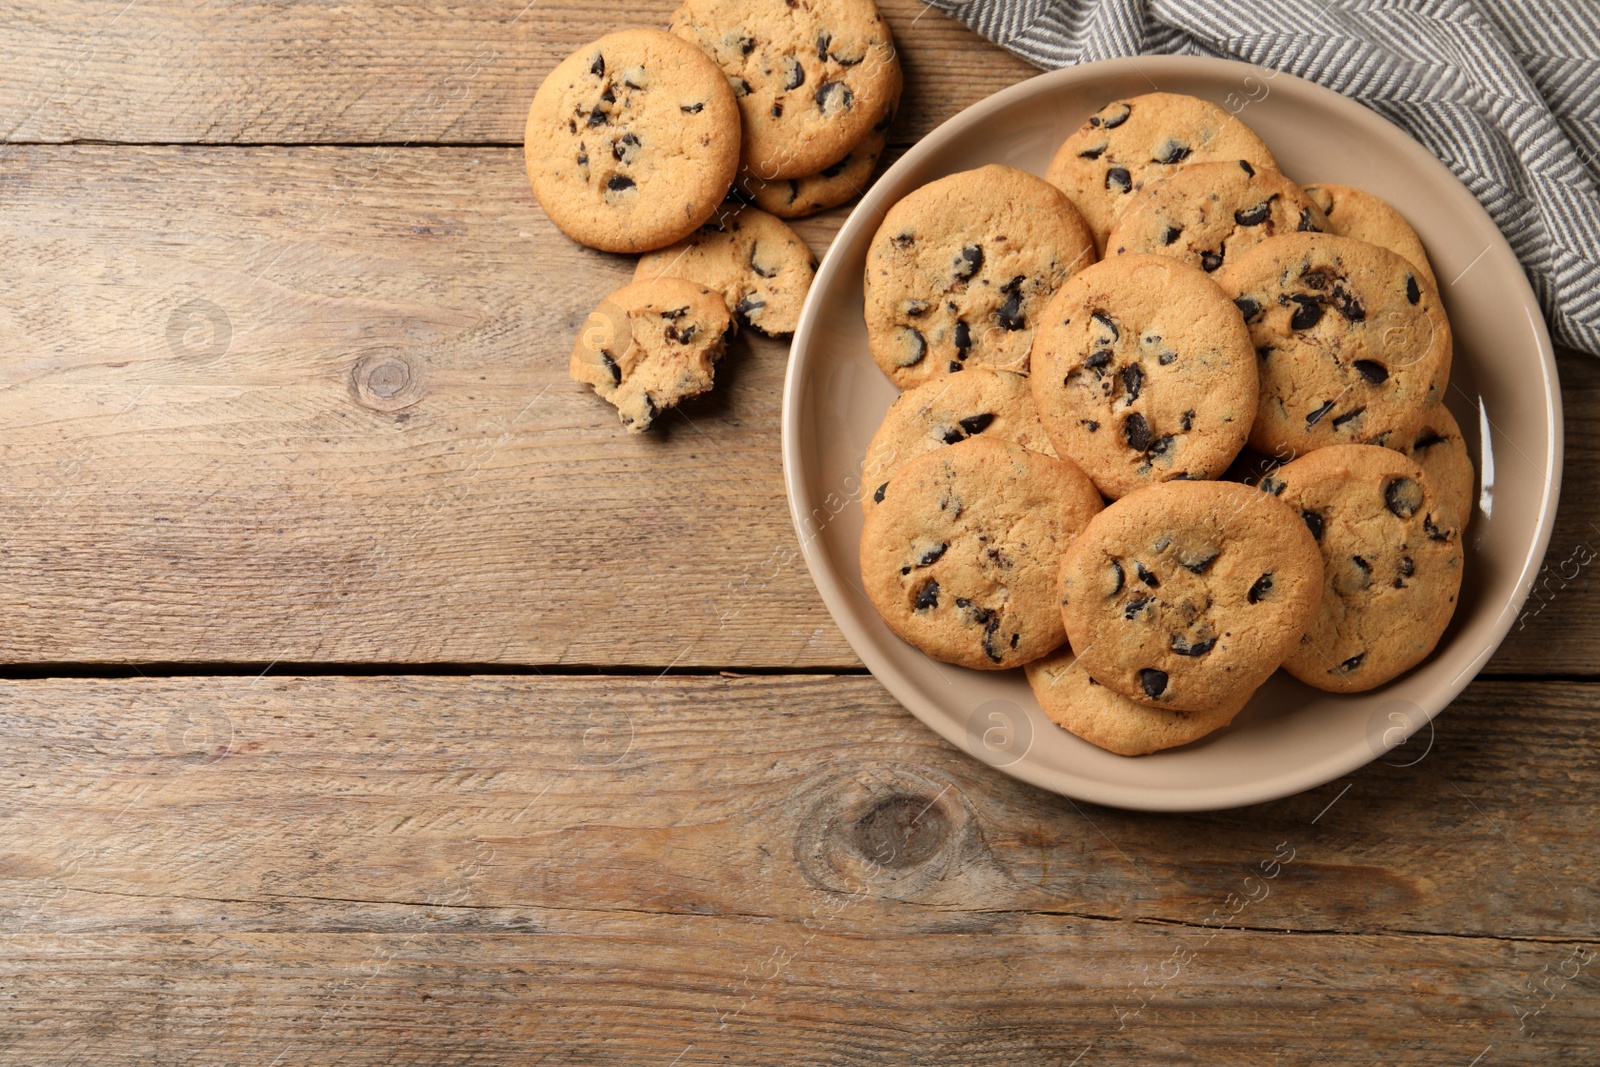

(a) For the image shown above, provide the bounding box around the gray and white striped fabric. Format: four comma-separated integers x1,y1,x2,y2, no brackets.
935,0,1600,354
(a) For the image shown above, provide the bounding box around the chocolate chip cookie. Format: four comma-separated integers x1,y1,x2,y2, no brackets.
670,0,901,180
569,277,732,432
1030,253,1258,498
1303,182,1438,291
1058,480,1324,711
1106,160,1327,273
1045,92,1280,253
1216,233,1453,457
525,28,741,253
634,204,817,336
860,437,1104,670
1265,444,1464,692
737,127,886,218
864,164,1097,389
862,365,1057,514
1393,405,1475,530
1026,646,1250,756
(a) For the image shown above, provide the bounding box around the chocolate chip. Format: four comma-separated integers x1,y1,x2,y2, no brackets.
914,581,940,611
1256,344,1273,361
1181,550,1218,575
1238,159,1255,177
953,244,983,281
612,131,640,162
732,77,752,97
873,482,887,504
1247,572,1273,603
816,31,831,60
1139,668,1168,699
1333,287,1366,322
894,327,926,367
1124,596,1150,620
1109,560,1125,596
1161,224,1184,245
1159,349,1177,366
735,33,755,55
1289,294,1324,330
953,320,971,353
1083,420,1099,432
1147,435,1175,458
586,105,608,127
577,149,588,166
1199,250,1223,272
600,351,620,384
1136,562,1160,588
1397,557,1415,586
1124,412,1152,452
1171,635,1216,657
600,86,615,104
820,154,850,179
1333,652,1366,674
1306,400,1335,426
1180,409,1195,431
1091,310,1120,341
1154,140,1192,164
661,306,689,320
892,233,914,249
1424,514,1452,542
1298,208,1320,232
1332,407,1365,429
590,54,605,78
1234,198,1274,226
815,81,852,115
1351,554,1372,588
1301,268,1332,290
996,278,1026,331
940,425,965,446
1079,144,1107,160
1105,167,1132,193
1085,350,1112,372
1385,477,1423,519
1260,475,1286,496
917,543,947,567
1354,360,1389,384
1121,363,1144,402
1234,296,1261,321
959,413,995,436
735,294,766,324
1302,509,1325,541
664,323,697,344
1406,274,1421,304
771,103,783,117
681,102,704,114
605,174,636,192
1101,102,1131,128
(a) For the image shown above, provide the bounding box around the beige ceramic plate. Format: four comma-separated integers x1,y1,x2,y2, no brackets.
782,57,1561,811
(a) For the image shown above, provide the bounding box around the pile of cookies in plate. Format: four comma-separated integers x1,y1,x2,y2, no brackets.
525,0,901,431
858,91,1475,757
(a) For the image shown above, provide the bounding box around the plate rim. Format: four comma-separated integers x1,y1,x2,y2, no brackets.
780,55,1564,812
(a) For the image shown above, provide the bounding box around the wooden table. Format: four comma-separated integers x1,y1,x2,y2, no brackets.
2,3,1596,1062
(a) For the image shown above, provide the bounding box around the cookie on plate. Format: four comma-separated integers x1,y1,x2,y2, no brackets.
860,437,1103,670
1216,233,1452,457
1030,253,1257,498
525,28,741,253
737,127,887,218
634,204,817,336
670,0,901,180
1044,92,1280,253
862,365,1057,513
1263,444,1464,692
1392,405,1475,530
864,164,1097,389
1026,647,1250,756
1302,182,1438,292
1105,160,1327,273
569,277,732,432
1057,480,1324,711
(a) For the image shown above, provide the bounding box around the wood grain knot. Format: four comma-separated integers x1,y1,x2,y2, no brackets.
848,793,949,870
350,352,424,413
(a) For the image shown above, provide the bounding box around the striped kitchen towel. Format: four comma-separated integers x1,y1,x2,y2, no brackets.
935,0,1600,355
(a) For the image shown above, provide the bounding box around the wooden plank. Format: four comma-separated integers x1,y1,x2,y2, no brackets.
2,144,1594,669
0,0,1037,146
0,674,1596,1063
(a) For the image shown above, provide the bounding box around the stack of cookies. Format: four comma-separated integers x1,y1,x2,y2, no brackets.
858,92,1473,757
525,0,902,432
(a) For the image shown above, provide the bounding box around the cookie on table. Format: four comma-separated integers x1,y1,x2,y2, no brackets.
1216,233,1452,457
1392,405,1475,530
525,29,740,253
860,437,1103,670
1045,92,1280,253
634,204,817,336
670,0,901,180
737,127,887,218
569,277,732,433
1302,182,1438,292
1058,480,1324,711
1026,647,1250,756
861,365,1057,513
864,164,1097,389
1030,253,1257,498
1106,160,1327,274
1263,444,1464,692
